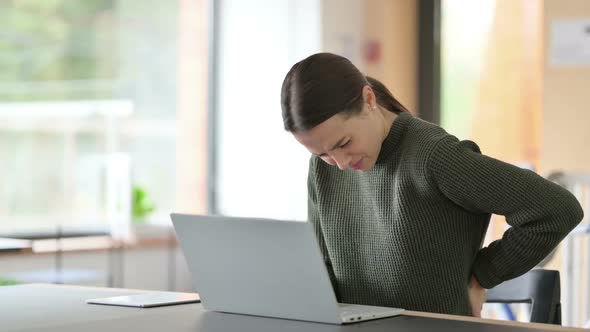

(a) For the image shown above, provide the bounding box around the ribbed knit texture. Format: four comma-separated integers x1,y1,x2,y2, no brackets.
307,112,584,316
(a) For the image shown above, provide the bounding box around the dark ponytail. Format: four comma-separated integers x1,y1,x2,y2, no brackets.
365,75,409,115
281,52,408,133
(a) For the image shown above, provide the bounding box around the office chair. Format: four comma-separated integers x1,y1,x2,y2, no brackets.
486,269,561,325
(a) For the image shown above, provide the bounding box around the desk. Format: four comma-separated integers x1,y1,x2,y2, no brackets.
0,225,110,240
0,284,584,332
0,238,32,254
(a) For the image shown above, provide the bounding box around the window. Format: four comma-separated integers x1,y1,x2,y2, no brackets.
213,0,321,220
0,1,205,234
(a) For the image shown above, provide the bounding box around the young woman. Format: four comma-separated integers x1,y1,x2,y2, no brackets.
280,52,583,317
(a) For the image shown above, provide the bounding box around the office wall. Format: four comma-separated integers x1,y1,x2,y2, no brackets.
176,0,208,214
541,1,590,327
321,0,418,113
363,0,418,114
321,0,364,66
541,0,590,173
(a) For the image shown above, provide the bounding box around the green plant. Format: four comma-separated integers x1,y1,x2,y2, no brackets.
0,278,20,286
132,185,156,223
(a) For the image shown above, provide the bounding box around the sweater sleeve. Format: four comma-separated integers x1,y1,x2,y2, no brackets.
427,136,584,289
308,157,340,297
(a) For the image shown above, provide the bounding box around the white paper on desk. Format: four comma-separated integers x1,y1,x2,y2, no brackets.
549,18,590,67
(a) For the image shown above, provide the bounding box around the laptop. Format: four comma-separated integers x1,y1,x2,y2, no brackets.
170,213,404,324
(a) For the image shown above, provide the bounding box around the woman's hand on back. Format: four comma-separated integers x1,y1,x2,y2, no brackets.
468,274,487,318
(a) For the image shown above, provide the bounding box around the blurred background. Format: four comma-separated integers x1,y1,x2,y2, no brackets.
0,0,588,328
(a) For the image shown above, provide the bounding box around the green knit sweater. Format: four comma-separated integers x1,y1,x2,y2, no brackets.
307,112,584,316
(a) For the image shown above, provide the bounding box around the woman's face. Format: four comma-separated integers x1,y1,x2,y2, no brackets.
293,103,386,172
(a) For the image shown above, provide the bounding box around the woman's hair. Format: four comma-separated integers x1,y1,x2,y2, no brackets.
281,52,408,132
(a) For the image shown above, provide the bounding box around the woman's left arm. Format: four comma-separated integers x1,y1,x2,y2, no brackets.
428,136,584,290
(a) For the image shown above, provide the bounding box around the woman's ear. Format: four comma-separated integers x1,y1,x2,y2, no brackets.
362,85,377,110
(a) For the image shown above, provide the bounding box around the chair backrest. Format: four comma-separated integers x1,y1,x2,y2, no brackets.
485,269,561,325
